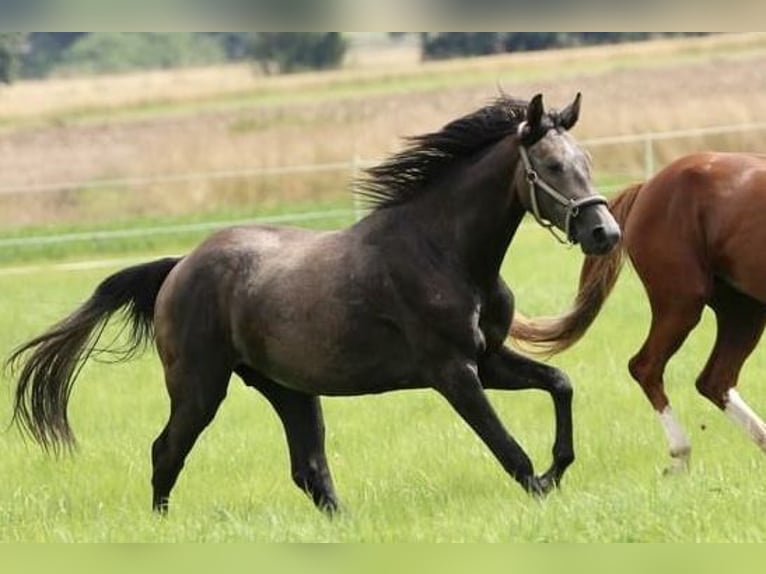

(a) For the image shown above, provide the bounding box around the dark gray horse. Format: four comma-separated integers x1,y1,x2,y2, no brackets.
9,93,620,514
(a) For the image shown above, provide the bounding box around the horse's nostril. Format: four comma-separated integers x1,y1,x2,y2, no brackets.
592,226,607,244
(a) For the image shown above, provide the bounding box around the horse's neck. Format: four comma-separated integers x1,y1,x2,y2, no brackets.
406,141,526,285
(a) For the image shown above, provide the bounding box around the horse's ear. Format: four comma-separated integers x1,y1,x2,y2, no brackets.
559,92,582,131
526,93,544,128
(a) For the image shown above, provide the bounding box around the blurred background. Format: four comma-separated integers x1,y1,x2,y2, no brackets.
2,32,766,262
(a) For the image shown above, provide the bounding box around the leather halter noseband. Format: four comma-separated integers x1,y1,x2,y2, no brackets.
517,123,608,245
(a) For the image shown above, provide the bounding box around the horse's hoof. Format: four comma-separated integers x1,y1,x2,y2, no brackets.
523,475,555,498
537,473,559,496
662,455,690,477
152,500,169,516
319,498,342,517
539,467,563,490
662,464,689,477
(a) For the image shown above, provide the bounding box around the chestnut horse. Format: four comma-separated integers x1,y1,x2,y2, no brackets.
512,151,766,473
8,94,620,514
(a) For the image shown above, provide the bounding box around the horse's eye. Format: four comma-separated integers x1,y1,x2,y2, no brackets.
547,161,564,174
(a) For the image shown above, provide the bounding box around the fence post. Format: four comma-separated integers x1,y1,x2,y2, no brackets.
643,135,655,179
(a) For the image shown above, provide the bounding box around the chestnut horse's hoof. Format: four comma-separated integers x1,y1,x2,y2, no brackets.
662,454,691,477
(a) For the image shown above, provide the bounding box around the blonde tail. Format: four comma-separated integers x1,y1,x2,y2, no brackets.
510,183,642,356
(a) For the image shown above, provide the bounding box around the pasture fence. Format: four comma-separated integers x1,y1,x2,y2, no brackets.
2,121,766,254
584,120,766,181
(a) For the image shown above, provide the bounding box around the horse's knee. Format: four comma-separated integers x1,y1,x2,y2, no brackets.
548,368,573,400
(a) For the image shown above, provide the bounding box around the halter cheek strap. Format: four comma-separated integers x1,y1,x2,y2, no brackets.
516,122,607,245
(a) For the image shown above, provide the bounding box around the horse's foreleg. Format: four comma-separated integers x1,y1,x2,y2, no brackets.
479,346,573,490
236,366,339,514
430,358,545,496
655,406,691,475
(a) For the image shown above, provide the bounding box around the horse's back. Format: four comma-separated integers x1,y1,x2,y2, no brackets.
625,152,766,302
156,223,322,305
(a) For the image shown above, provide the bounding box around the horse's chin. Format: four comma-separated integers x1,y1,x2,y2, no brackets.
579,240,616,256
574,218,622,256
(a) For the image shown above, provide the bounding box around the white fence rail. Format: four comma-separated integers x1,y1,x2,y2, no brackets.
0,161,364,197
2,122,766,251
0,209,358,249
584,121,766,179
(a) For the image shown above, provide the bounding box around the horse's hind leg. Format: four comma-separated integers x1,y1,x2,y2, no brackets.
628,292,706,473
151,359,232,513
236,366,339,513
696,280,766,452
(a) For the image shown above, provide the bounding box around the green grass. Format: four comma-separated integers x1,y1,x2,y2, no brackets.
2,219,766,542
0,198,357,266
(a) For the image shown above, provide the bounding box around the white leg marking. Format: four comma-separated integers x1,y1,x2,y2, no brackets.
724,389,766,452
658,406,691,473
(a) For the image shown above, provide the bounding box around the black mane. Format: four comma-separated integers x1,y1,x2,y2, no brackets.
355,95,530,209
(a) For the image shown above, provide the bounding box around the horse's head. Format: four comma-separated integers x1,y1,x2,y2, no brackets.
514,93,620,255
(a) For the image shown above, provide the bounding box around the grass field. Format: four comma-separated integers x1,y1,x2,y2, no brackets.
2,222,766,542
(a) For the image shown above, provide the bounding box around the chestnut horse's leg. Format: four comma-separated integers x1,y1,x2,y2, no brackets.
479,346,574,490
628,294,706,474
236,366,340,513
696,280,766,452
151,359,232,514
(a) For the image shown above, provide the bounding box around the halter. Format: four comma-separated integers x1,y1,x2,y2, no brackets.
517,123,608,245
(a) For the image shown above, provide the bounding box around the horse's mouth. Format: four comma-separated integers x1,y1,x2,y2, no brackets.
576,223,621,256
573,204,621,256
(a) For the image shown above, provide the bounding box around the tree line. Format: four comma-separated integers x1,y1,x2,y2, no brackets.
1,32,712,85
0,33,349,83
419,32,711,59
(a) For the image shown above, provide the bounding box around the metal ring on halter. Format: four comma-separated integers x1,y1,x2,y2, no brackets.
563,195,609,241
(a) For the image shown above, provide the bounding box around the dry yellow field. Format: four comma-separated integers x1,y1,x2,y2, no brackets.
2,32,766,227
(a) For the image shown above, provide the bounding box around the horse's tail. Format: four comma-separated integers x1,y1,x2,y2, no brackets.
510,183,642,356
6,257,181,452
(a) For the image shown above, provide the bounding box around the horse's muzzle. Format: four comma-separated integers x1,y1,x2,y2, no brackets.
574,204,621,255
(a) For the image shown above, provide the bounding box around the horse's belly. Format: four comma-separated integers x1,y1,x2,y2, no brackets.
236,320,417,396
252,349,417,396
719,264,766,305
